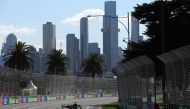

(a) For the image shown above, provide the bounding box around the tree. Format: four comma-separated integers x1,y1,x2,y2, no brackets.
122,0,190,76
81,53,105,78
3,41,33,71
46,49,68,75
132,0,190,52
122,0,190,104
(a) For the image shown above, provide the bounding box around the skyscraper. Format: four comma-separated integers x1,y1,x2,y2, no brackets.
80,17,88,61
88,43,100,54
28,46,41,73
66,34,80,74
131,16,142,42
1,33,17,55
1,33,17,67
102,1,119,72
43,22,56,55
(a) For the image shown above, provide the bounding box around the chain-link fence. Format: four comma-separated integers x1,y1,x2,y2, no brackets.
113,45,190,109
113,55,155,108
0,68,117,97
158,45,190,106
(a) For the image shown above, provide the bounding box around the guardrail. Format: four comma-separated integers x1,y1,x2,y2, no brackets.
0,93,117,105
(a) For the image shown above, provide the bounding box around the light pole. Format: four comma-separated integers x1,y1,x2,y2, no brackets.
87,13,130,48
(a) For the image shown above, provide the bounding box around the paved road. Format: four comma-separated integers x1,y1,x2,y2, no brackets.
0,97,118,109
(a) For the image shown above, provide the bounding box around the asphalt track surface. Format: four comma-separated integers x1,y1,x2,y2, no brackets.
0,97,118,109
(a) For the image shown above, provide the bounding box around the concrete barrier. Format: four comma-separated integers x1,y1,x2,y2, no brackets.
47,96,56,101
21,96,28,103
0,97,3,105
65,95,75,99
103,94,112,97
2,96,9,105
28,96,38,102
9,96,19,104
84,94,93,98
0,93,117,106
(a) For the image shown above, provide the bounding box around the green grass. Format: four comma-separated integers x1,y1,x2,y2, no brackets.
102,102,119,109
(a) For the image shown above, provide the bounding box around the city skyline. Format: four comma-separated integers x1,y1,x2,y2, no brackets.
0,0,153,54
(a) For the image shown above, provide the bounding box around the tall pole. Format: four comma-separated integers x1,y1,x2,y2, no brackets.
127,12,130,50
161,0,166,107
128,12,130,44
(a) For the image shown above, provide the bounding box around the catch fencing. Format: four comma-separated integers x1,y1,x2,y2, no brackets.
157,45,190,106
0,68,117,97
113,45,190,109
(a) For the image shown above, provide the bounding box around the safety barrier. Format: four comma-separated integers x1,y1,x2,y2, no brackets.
9,96,19,104
0,97,2,105
65,94,75,99
84,94,94,98
0,92,117,105
47,96,57,101
103,93,113,97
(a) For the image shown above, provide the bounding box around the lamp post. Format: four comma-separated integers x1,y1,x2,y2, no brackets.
87,12,130,48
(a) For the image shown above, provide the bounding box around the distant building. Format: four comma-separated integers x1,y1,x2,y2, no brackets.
66,34,80,74
88,43,100,54
131,16,143,42
38,48,46,73
80,17,88,62
43,22,56,55
0,33,17,67
0,55,3,67
1,33,17,55
39,54,47,73
118,47,123,60
102,1,119,72
39,48,43,55
28,46,41,73
42,22,56,73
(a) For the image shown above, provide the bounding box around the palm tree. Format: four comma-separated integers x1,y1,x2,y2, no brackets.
46,49,68,75
81,53,105,78
3,41,33,71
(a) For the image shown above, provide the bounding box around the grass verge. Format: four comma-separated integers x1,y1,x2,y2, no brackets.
102,102,119,109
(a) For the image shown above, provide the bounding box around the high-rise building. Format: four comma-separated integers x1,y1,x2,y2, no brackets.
80,17,88,61
39,48,43,54
1,33,17,67
131,16,143,42
102,1,119,72
1,33,17,55
66,34,80,74
39,54,47,73
88,43,100,54
43,22,56,55
28,46,41,73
